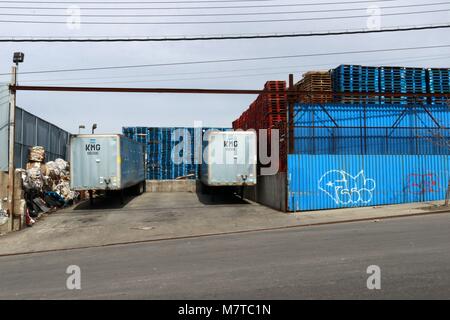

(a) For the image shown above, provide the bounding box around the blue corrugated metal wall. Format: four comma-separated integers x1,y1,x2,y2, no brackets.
123,127,230,180
287,154,449,211
292,103,450,155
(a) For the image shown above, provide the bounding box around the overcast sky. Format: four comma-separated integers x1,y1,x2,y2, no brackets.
0,0,449,134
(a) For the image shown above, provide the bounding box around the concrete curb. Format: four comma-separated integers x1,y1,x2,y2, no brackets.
1,208,449,258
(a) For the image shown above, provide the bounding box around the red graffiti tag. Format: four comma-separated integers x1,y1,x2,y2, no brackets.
407,174,440,194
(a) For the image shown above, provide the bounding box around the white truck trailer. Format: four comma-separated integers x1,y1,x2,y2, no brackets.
200,130,257,196
70,134,145,204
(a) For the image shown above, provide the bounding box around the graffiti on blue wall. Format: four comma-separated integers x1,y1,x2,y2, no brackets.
318,170,376,205
407,173,440,194
288,154,449,211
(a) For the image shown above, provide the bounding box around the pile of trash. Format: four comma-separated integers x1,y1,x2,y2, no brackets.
18,146,79,226
0,198,8,227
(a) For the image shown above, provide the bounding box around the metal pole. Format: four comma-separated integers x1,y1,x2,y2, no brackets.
445,180,450,207
7,65,17,231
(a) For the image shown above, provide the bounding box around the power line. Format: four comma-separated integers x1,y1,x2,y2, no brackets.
0,0,396,10
32,55,450,87
2,43,450,76
10,53,450,83
0,9,444,24
2,24,449,42
0,0,271,3
1,2,446,17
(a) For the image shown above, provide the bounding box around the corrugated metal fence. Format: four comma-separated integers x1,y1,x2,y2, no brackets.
286,102,450,211
288,154,449,211
0,84,71,171
14,107,70,168
291,103,450,155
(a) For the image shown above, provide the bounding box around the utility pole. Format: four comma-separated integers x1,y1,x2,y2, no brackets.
445,181,450,207
7,65,17,231
8,52,24,231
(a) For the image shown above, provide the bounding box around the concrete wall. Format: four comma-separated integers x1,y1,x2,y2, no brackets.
146,179,197,193
145,176,287,212
245,172,287,212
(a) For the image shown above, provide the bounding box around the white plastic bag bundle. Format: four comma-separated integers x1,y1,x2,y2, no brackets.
26,162,44,190
55,181,77,200
28,146,45,162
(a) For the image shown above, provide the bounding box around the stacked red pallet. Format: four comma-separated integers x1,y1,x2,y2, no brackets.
232,81,287,172
232,81,287,131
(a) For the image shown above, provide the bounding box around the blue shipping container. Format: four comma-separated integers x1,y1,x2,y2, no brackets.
287,154,450,211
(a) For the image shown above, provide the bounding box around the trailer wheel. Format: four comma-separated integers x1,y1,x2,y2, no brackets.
88,190,94,206
138,181,144,194
134,181,145,195
120,190,125,204
200,183,210,195
239,186,245,200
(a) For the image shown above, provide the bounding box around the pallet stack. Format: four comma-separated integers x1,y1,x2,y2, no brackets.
427,68,450,105
404,67,427,104
331,65,380,104
233,81,287,131
295,71,332,103
123,127,228,180
263,81,287,128
379,66,405,104
379,66,427,105
232,80,287,172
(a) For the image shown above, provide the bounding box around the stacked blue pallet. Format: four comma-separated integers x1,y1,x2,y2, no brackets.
331,65,379,104
378,66,427,105
427,68,450,105
404,67,427,104
379,66,405,104
123,127,229,180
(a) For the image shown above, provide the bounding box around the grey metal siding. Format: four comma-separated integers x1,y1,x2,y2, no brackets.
0,85,70,171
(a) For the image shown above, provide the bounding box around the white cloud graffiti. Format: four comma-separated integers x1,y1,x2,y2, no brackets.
318,170,376,205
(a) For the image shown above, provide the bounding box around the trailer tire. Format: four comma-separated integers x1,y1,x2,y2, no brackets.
89,190,94,206
200,183,210,195
120,190,125,204
134,181,145,195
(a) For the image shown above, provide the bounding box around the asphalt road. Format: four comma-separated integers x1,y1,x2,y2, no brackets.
0,213,449,299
